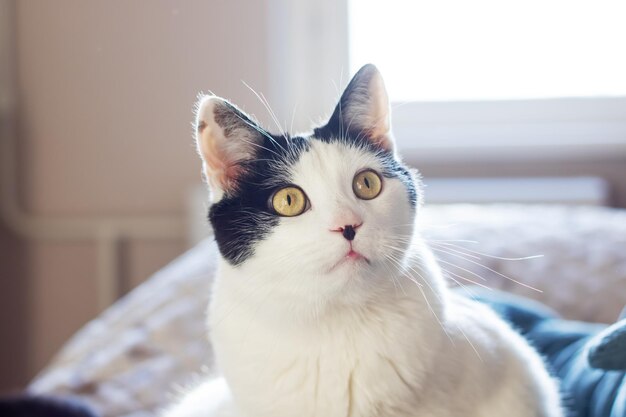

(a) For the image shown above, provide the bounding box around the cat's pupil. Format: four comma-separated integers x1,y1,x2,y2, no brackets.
364,177,370,188
287,194,292,205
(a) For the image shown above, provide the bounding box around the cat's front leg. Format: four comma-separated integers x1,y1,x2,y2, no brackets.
163,377,240,417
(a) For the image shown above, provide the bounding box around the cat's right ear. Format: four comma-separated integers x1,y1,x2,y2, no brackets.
325,64,394,152
195,95,263,198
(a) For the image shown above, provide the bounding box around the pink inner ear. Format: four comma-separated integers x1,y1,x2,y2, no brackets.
200,128,244,192
221,164,244,192
206,155,244,193
371,133,393,152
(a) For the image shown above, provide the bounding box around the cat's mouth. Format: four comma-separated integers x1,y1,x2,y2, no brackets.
327,248,371,273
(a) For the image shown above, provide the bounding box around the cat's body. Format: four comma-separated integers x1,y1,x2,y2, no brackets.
165,65,562,417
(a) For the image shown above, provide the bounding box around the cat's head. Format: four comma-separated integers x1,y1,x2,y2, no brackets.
195,64,421,306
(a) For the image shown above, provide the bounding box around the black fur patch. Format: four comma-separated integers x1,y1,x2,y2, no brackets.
209,133,309,265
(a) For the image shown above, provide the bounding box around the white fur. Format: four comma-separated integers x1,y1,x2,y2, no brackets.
164,140,563,417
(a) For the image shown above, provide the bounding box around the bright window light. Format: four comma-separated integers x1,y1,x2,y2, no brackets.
349,0,626,101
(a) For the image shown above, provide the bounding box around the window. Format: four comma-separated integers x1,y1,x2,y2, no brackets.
348,0,626,160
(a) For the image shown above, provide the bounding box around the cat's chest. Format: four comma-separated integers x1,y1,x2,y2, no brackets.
213,306,429,417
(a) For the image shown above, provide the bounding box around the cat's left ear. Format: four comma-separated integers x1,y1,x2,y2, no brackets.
194,95,264,198
327,64,394,151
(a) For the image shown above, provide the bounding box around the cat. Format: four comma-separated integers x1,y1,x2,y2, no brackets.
164,64,563,417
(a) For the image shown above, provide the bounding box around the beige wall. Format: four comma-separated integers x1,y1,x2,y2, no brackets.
1,0,284,390
17,0,274,215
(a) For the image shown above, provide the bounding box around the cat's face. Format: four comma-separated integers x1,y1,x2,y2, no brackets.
196,65,421,305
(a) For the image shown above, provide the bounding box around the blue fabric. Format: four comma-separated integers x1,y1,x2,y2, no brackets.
588,319,626,371
469,290,626,417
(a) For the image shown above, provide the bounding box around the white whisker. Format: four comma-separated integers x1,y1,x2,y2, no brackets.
432,247,543,293
431,241,543,261
242,80,289,143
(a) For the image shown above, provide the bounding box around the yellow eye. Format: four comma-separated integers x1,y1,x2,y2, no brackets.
353,169,383,200
271,186,308,217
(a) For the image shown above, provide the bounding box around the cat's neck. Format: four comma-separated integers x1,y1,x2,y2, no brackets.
209,242,450,417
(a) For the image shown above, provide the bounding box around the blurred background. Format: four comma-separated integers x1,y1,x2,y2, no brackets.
0,0,625,392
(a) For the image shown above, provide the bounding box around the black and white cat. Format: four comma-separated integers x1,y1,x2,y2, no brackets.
165,65,562,417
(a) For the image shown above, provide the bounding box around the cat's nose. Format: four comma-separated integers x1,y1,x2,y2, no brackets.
342,225,356,241
331,223,362,241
